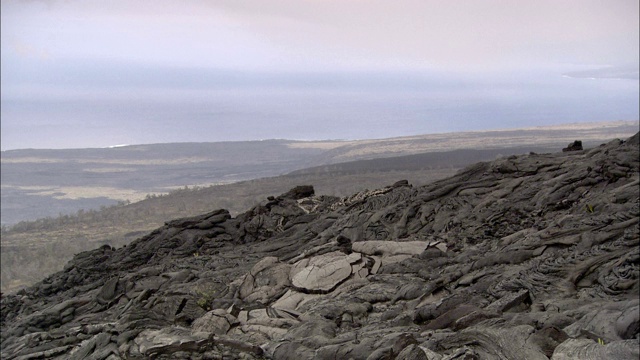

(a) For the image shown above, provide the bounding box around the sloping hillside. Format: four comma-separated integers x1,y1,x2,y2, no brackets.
1,133,638,359
3,120,636,226
0,145,558,293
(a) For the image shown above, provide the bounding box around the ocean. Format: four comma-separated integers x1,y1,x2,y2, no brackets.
1,68,638,150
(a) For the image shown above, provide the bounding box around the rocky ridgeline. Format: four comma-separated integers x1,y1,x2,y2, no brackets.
1,134,639,360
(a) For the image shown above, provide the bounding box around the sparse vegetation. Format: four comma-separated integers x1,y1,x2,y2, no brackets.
194,284,219,311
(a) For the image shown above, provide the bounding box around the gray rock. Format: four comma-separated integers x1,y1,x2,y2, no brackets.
239,257,291,303
290,251,360,292
551,338,640,360
192,309,236,335
2,133,638,360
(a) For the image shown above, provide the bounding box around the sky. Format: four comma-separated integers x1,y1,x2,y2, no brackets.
1,0,639,150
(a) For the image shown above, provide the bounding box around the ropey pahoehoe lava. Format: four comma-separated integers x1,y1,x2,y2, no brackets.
1,134,639,359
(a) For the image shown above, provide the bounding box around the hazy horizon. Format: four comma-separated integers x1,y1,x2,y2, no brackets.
2,0,639,151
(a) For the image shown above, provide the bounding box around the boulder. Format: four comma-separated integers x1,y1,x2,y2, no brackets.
239,257,291,303
290,251,362,292
562,140,583,152
192,309,236,335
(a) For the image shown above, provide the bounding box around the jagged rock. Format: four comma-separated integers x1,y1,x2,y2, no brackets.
279,185,315,200
271,290,318,311
192,309,236,335
615,304,640,340
392,179,411,188
563,300,640,342
562,140,584,152
290,251,362,292
132,327,210,357
239,257,291,303
1,133,639,360
352,241,430,257
164,209,231,228
270,341,316,360
485,289,530,313
526,326,569,358
67,332,114,360
551,338,639,359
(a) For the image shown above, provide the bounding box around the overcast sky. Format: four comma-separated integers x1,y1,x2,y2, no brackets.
1,0,639,150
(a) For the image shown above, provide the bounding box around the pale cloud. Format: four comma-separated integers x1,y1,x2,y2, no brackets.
203,0,640,70
2,0,638,71
1,0,277,69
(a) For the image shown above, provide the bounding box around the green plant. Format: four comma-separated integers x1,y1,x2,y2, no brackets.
586,204,595,213
194,284,218,311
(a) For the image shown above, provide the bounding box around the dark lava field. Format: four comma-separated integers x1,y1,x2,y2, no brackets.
1,133,638,359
